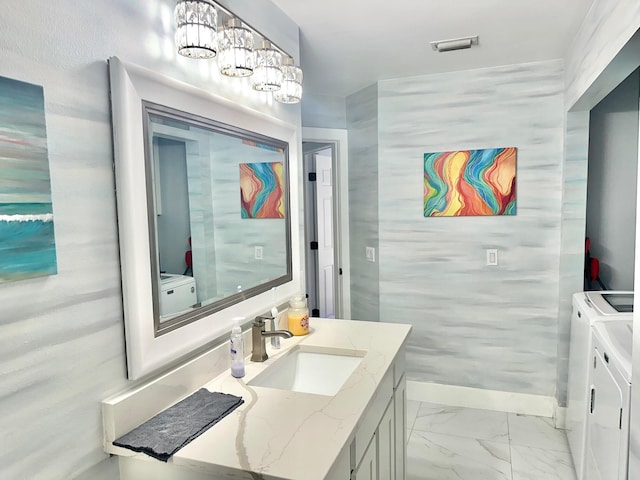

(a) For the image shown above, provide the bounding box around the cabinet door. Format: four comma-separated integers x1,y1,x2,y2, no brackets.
394,374,407,480
353,434,378,480
378,400,394,480
586,348,624,480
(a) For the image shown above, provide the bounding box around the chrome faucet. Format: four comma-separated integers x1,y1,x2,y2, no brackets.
251,315,293,362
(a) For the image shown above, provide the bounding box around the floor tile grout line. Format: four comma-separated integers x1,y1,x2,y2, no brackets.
408,401,421,432
409,426,511,444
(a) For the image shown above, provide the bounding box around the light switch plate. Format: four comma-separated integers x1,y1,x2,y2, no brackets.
486,249,498,266
255,246,263,260
366,246,376,263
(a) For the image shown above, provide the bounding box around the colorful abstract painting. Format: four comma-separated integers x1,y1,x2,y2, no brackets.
423,147,517,217
240,162,285,219
0,75,57,283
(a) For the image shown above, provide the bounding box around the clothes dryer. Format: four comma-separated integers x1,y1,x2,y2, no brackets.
567,291,633,480
584,320,632,480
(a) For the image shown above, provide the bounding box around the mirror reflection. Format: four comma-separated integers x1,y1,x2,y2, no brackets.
144,102,292,335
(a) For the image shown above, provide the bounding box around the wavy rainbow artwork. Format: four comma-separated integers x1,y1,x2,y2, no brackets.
423,147,517,217
240,162,285,219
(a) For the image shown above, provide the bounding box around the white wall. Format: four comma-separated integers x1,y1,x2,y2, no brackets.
586,69,639,291
377,60,565,395
0,1,300,478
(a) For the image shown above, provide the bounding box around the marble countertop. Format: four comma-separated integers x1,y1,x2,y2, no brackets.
105,318,411,480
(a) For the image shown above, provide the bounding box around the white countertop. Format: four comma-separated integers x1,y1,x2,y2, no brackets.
105,318,411,480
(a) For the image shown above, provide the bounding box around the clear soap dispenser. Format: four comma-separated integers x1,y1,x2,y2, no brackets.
230,317,245,378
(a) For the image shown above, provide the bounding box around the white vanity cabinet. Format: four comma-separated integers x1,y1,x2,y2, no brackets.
104,319,411,480
394,374,407,480
354,435,378,480
351,349,407,480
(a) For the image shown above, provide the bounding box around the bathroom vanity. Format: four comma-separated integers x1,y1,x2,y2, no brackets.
102,318,411,480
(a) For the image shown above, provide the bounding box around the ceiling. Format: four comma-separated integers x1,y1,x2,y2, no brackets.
270,0,593,98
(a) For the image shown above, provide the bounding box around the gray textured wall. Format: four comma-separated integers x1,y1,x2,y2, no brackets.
302,92,347,129
346,84,380,321
0,1,299,478
560,0,640,476
556,111,590,407
377,60,565,395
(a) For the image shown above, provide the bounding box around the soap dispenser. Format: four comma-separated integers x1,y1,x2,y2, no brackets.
230,317,245,378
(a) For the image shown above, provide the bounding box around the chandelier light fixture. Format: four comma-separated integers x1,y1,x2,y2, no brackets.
174,0,218,59
173,0,302,105
274,57,303,104
218,18,254,77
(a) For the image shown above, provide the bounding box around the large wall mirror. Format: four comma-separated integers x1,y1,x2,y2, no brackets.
144,102,292,336
109,57,302,380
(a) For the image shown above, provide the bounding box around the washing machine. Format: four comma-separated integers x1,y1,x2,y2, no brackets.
567,291,633,480
584,319,632,480
159,273,197,317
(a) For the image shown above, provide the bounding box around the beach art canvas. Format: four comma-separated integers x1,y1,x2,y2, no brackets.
423,147,517,217
240,162,285,219
0,75,57,283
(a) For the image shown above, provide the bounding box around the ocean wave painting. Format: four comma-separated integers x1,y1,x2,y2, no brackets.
424,147,517,217
239,162,285,219
0,75,57,283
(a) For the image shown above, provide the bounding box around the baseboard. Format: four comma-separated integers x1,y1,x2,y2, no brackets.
554,405,567,429
407,380,559,419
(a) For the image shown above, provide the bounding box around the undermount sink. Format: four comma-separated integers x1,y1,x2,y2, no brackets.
249,346,366,396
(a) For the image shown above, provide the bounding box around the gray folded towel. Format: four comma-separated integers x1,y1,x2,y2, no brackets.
113,388,244,462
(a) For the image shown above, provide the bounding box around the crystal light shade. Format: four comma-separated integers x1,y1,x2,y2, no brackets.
252,40,283,92
275,57,303,104
218,18,254,77
174,0,218,59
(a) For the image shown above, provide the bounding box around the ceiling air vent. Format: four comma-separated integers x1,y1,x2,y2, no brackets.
430,35,479,52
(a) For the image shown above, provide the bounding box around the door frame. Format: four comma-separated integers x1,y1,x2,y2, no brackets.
302,127,351,319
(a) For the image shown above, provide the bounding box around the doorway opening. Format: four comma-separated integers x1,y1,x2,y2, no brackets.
303,142,336,318
302,130,351,319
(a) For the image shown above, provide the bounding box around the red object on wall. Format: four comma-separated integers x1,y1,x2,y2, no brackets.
184,237,192,275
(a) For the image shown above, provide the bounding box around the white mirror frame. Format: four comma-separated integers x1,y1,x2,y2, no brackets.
108,57,303,380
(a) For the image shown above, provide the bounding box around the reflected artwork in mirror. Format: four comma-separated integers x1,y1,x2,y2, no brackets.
143,102,292,336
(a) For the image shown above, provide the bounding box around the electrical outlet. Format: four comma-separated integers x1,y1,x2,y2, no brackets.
255,245,263,260
366,246,376,263
486,249,498,266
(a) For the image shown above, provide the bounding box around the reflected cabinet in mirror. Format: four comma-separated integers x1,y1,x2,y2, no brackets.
144,103,292,336
109,57,302,380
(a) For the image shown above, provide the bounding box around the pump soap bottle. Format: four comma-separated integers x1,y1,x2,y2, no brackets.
230,317,245,378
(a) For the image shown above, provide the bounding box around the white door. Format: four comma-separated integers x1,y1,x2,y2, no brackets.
315,152,335,318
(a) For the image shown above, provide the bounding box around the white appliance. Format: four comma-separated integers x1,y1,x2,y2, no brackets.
160,273,197,317
584,320,632,480
567,291,633,480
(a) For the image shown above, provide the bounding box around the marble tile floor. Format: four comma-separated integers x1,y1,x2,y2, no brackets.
406,401,577,480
